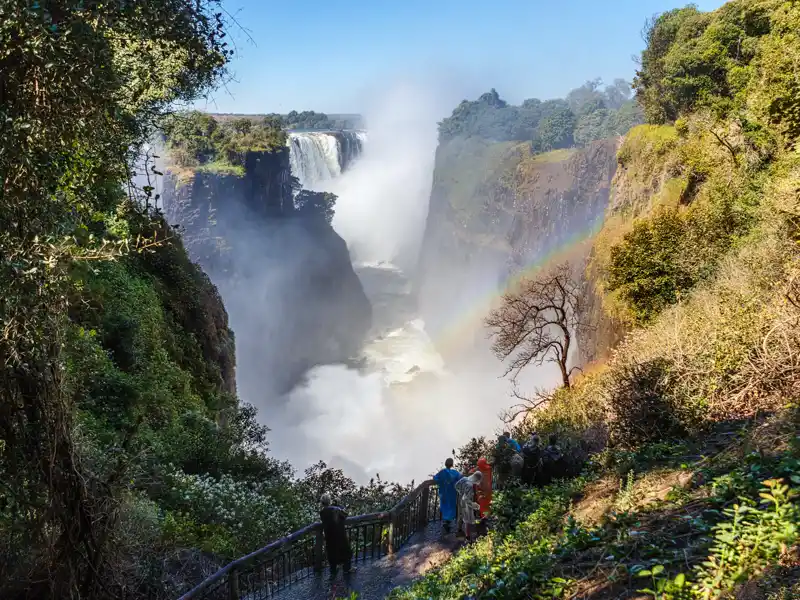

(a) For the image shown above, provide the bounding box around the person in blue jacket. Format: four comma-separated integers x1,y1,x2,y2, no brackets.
503,431,522,452
432,458,461,534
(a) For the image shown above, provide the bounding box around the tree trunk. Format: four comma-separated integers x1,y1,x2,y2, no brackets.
560,330,572,389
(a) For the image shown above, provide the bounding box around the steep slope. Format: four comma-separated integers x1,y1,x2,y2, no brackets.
415,137,625,364
393,1,800,597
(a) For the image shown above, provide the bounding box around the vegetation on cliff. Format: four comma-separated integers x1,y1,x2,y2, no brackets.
163,111,340,224
0,4,394,600
162,111,287,173
423,78,635,256
437,79,643,150
399,1,800,598
209,110,362,131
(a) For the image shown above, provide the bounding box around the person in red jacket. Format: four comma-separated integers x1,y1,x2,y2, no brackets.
473,457,493,537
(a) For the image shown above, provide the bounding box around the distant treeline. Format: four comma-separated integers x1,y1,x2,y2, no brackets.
439,79,644,151
211,110,363,130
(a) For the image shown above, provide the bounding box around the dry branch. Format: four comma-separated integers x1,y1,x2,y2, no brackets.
486,262,588,389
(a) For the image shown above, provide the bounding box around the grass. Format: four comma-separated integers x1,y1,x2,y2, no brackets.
195,160,246,177
527,148,576,165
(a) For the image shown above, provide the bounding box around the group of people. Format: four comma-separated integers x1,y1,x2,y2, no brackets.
317,430,566,581
433,431,565,542
494,431,564,488
432,457,492,542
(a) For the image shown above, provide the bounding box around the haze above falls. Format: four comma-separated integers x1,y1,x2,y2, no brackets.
262,86,516,485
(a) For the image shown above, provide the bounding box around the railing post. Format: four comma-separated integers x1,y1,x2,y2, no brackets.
313,526,324,573
229,565,240,600
418,485,430,530
387,511,396,554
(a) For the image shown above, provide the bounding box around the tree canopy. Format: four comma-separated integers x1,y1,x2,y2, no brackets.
437,80,644,150
633,1,777,124
163,111,287,168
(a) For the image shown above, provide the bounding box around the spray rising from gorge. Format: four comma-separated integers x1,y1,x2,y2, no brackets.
159,82,620,486
269,84,529,485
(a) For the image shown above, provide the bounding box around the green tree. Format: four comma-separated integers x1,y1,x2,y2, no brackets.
574,108,612,146
606,209,693,323
566,78,606,115
634,2,773,124
163,110,222,165
533,106,577,151
0,1,230,596
294,190,337,225
604,78,634,110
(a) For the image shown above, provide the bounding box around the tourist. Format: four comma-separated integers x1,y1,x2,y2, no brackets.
474,458,493,537
503,431,522,453
455,472,482,542
319,493,354,580
494,432,522,488
521,434,542,485
432,458,461,534
540,434,564,485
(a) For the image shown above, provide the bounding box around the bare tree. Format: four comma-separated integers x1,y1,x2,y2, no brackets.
485,262,585,389
499,382,552,424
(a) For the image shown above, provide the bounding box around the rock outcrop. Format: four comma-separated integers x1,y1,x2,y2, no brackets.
414,137,624,364
162,147,372,400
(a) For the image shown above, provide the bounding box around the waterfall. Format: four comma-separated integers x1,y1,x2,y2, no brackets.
288,131,367,189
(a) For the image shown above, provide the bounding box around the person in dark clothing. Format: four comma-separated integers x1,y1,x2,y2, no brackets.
320,493,354,580
494,432,523,488
521,434,542,485
540,434,564,485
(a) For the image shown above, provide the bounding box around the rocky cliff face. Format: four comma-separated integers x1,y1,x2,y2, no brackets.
162,149,372,400
415,137,624,364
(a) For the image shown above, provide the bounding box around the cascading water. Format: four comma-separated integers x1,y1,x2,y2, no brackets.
287,131,367,189
275,122,482,484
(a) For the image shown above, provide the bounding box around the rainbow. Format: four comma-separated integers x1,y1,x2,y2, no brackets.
429,218,605,356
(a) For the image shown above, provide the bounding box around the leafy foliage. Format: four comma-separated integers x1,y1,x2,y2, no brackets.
0,1,231,597
163,111,287,169
294,190,337,225
633,0,798,132
394,412,800,599
0,3,385,599
606,208,693,323
437,81,643,147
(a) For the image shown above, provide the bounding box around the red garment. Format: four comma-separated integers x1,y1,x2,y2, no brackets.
474,458,493,518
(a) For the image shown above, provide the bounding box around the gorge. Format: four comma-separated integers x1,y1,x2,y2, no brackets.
10,3,800,598
159,79,638,485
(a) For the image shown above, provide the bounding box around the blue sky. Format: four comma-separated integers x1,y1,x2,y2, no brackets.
197,0,727,115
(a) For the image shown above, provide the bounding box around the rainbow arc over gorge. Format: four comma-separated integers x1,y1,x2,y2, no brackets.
428,219,604,356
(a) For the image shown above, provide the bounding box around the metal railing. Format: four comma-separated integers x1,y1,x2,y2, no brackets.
178,479,441,600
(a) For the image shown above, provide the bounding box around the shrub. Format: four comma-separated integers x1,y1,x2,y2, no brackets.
606,208,692,324
454,436,493,474
605,358,692,448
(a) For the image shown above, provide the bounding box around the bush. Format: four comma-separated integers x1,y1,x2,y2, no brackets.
606,208,692,324
454,436,493,474
163,111,286,172
605,358,692,448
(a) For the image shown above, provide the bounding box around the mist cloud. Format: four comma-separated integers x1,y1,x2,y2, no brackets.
328,81,448,269
269,79,561,485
